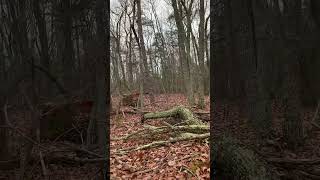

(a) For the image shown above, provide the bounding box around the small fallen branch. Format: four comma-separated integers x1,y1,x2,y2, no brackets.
180,165,200,180
112,125,209,141
39,151,49,180
115,133,209,154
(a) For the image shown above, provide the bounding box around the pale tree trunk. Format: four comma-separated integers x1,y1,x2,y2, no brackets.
198,0,206,109
171,0,194,105
205,15,210,88
124,8,135,90
130,0,144,108
150,1,169,92
115,11,127,92
127,31,134,88
180,0,195,103
127,32,134,89
111,38,121,95
136,0,155,105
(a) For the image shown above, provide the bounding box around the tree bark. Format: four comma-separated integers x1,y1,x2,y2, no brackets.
198,0,206,109
94,0,109,177
33,0,51,97
281,0,304,150
171,0,194,105
247,0,272,137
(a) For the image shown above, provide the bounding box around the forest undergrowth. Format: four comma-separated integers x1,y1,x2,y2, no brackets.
110,94,210,179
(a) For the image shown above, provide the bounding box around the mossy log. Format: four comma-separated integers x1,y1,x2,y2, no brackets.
143,105,204,125
113,106,209,154
212,136,276,180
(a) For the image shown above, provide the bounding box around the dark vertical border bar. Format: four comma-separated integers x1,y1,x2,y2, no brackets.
106,0,111,178
209,0,215,179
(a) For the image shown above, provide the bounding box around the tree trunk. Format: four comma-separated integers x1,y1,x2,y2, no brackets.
282,0,304,150
247,0,272,137
33,0,51,97
94,0,109,177
136,0,155,104
60,0,74,91
171,0,194,105
198,0,206,109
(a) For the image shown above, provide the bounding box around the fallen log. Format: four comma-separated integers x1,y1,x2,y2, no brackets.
142,105,205,125
112,106,209,154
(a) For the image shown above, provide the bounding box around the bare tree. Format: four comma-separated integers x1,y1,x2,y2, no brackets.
171,0,195,105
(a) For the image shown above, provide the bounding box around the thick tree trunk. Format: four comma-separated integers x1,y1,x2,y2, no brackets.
58,0,75,91
94,0,109,177
282,0,304,150
247,0,272,136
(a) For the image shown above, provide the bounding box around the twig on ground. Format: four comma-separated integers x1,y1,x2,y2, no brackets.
39,151,49,180
133,165,160,175
116,133,209,154
180,165,200,180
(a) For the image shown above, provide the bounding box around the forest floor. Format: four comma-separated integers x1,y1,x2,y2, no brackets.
110,94,210,179
212,100,320,179
1,94,319,179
